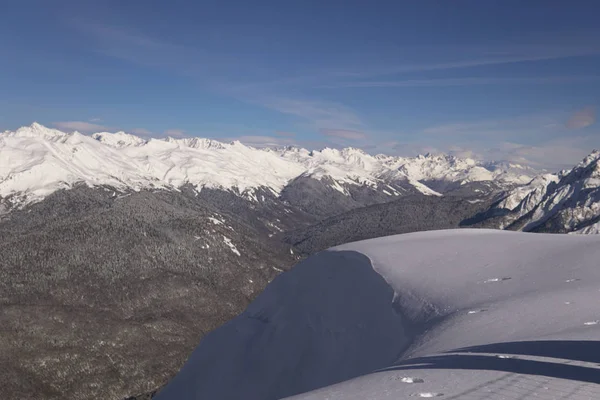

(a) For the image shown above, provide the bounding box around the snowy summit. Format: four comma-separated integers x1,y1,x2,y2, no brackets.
0,123,535,208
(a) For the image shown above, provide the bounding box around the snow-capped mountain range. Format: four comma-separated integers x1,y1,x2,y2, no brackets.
0,123,536,208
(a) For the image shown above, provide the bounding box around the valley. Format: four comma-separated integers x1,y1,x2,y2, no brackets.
1,124,600,399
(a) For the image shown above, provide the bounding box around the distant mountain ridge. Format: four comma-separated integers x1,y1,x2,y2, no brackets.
466,150,600,234
0,123,536,210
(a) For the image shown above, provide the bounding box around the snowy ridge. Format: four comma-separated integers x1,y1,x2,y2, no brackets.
91,131,147,147
156,230,600,399
496,173,559,212
488,173,560,228
492,150,600,232
1,123,535,207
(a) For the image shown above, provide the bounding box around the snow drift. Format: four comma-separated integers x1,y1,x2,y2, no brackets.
155,250,412,400
156,229,600,399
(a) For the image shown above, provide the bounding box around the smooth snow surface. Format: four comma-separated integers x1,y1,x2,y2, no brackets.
156,250,411,400
1,123,534,207
157,230,600,400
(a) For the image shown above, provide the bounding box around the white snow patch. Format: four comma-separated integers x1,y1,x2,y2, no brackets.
467,309,486,314
482,277,512,283
222,236,240,256
208,216,224,225
400,377,424,384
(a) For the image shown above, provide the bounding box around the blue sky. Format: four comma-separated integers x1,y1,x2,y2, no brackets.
1,0,600,169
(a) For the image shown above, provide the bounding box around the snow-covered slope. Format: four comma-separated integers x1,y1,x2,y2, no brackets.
477,173,560,229
520,150,600,232
155,229,600,400
0,123,535,208
0,123,304,207
276,147,533,189
482,150,600,233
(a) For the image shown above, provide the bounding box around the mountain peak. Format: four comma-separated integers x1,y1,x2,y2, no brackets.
182,137,227,150
10,122,70,140
92,131,147,147
1,122,541,208
581,149,600,166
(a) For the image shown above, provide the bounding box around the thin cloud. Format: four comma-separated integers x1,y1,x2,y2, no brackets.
229,45,600,92
481,137,599,171
421,113,563,140
230,135,297,148
321,76,600,89
89,117,102,122
254,97,363,130
359,144,377,150
131,128,154,136
275,131,296,137
382,110,600,170
338,45,600,78
74,21,205,76
566,106,596,129
53,121,110,133
320,128,367,140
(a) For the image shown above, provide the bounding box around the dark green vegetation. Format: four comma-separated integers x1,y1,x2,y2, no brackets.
285,194,494,255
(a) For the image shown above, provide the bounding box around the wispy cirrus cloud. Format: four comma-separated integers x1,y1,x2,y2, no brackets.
248,96,363,130
274,131,296,137
75,22,599,126
320,128,367,140
420,113,564,140
130,128,154,136
566,106,596,129
320,76,600,89
77,22,193,70
335,43,600,78
53,121,111,133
